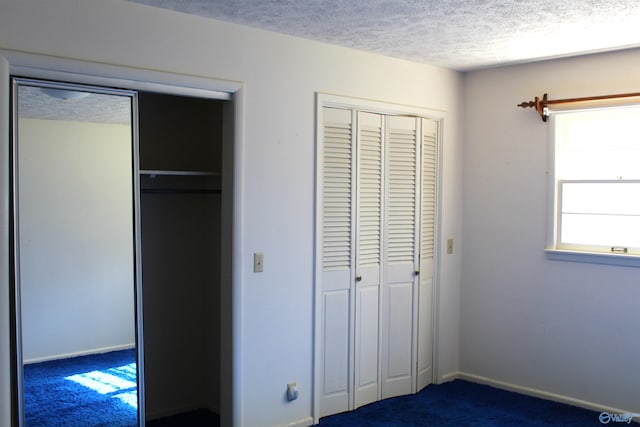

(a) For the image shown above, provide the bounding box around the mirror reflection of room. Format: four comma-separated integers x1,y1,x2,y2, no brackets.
14,81,139,426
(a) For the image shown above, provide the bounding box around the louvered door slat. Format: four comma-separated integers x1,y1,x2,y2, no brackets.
421,127,437,260
386,121,417,263
357,122,382,268
323,116,353,270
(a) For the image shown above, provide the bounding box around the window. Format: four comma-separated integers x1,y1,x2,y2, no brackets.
549,105,640,262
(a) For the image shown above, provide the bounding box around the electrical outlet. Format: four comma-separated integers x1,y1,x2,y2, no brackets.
254,252,264,273
286,382,299,401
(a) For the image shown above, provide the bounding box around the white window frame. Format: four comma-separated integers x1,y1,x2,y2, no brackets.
545,108,640,267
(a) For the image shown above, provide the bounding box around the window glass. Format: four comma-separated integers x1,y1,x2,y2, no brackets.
553,106,640,255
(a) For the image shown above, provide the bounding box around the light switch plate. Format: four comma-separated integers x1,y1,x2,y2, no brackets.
254,252,264,272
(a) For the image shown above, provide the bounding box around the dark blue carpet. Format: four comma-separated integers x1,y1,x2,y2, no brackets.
23,349,138,427
318,380,603,426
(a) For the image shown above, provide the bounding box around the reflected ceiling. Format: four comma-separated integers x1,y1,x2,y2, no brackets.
17,86,131,125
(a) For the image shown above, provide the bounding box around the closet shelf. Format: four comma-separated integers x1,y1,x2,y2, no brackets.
140,170,221,194
141,188,221,195
140,170,220,177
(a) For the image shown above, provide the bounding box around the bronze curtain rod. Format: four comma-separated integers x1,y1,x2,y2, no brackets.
518,92,640,122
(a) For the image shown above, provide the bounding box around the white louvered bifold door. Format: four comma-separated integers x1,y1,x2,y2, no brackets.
318,106,436,419
381,115,420,400
416,118,437,391
319,107,355,417
353,112,384,409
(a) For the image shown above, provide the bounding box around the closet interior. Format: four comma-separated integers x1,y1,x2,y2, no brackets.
138,91,224,421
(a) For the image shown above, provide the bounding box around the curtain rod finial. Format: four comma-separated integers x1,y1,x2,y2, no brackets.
517,100,535,108
517,94,548,122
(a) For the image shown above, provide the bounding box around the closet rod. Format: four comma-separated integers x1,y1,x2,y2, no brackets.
518,92,640,122
141,189,221,195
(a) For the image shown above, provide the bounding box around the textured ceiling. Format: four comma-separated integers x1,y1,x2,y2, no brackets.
18,1,640,122
129,0,640,71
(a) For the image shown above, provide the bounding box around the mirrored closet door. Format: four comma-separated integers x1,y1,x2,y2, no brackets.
12,78,144,427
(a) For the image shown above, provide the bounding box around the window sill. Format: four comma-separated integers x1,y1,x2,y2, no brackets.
545,248,640,268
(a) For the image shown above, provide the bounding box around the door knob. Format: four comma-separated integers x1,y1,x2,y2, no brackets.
355,274,362,282
414,270,420,276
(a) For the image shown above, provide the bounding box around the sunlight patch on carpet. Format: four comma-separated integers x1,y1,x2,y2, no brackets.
66,362,138,408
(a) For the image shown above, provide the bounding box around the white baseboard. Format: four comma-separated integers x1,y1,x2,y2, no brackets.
283,416,314,427
438,371,460,383
454,371,636,419
23,343,135,364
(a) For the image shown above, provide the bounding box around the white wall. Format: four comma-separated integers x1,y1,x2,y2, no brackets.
462,49,640,413
18,118,135,362
0,1,464,426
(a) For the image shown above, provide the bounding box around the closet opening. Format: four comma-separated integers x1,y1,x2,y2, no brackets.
5,71,236,427
1,53,240,427
138,91,230,425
